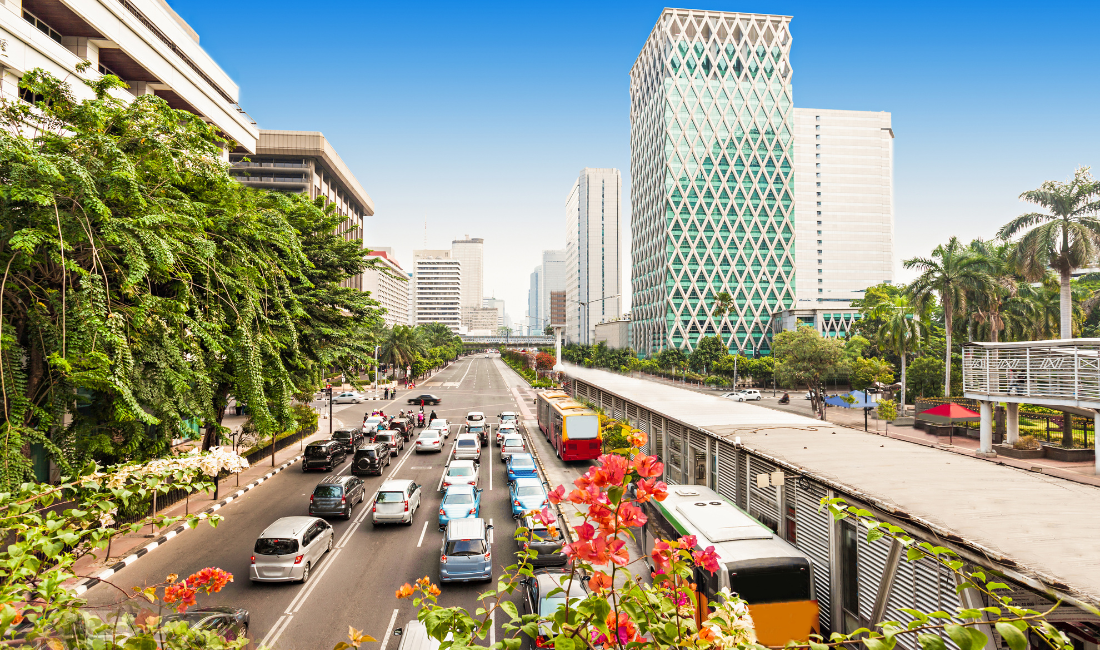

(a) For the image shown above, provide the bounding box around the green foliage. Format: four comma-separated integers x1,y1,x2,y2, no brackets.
654,347,687,370
909,356,945,398
561,342,636,372
850,357,895,391
773,327,844,415
687,335,728,373
843,335,871,360
877,399,898,421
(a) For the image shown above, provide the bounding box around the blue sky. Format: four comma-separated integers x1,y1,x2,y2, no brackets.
175,0,1100,326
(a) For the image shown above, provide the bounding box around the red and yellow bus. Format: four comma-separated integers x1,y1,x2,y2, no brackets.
536,393,601,461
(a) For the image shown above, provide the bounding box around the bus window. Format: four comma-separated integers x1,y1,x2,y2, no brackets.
728,560,813,604
841,520,860,632
693,448,706,484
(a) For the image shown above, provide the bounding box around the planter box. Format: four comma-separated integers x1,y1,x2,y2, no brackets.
1043,446,1096,462
914,419,926,431
927,425,954,437
962,427,980,440
995,444,1044,460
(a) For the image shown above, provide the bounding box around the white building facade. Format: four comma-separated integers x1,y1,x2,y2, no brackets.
451,236,484,327
539,250,566,333
412,251,462,332
1,0,257,152
793,108,893,307
528,265,541,332
363,248,408,328
565,168,622,345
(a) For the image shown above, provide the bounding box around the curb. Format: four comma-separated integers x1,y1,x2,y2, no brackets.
74,453,305,595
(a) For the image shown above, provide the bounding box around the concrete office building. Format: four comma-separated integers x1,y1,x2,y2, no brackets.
594,318,632,350
363,248,409,328
452,236,484,328
792,108,893,307
483,297,506,330
2,0,257,151
540,250,567,332
412,251,462,332
465,308,499,335
565,169,622,345
549,291,566,328
230,130,374,289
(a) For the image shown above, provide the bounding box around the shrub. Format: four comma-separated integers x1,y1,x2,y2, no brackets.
877,399,897,422
1014,435,1042,450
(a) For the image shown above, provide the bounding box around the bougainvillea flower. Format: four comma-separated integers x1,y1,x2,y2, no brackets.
628,429,648,448
534,507,556,526
617,502,647,528
596,454,629,487
575,521,596,541
608,539,630,566
692,546,721,574
547,484,566,504
680,534,698,550
588,570,613,593
395,583,415,599
651,539,673,574
632,455,664,478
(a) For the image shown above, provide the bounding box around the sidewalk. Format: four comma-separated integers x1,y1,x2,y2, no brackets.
67,425,329,592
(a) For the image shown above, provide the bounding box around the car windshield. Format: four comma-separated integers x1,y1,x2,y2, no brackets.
511,457,534,468
377,492,405,503
501,414,516,420
540,597,568,615
503,438,523,447
255,538,298,555
468,426,484,432
358,449,378,458
444,493,474,505
445,539,486,555
468,415,484,421
333,430,352,440
449,467,474,477
307,446,330,457
430,420,445,427
313,486,342,498
419,432,439,440
163,611,218,626
516,486,544,497
457,440,477,448
531,525,560,541
377,434,394,442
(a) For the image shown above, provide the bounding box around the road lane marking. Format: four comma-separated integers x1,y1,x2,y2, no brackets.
417,520,429,548
291,547,343,614
379,608,400,650
283,546,341,614
259,615,291,649
490,609,496,647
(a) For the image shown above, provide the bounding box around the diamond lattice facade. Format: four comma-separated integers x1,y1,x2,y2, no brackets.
630,10,795,356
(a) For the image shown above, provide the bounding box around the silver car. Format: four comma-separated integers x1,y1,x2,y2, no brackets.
416,429,443,453
372,479,423,526
333,391,364,404
250,516,333,583
500,435,525,462
452,434,481,461
442,460,479,490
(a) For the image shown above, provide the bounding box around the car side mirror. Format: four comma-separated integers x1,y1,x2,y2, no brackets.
485,524,494,530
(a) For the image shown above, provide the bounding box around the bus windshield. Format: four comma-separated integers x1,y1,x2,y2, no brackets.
565,414,598,440
728,564,812,604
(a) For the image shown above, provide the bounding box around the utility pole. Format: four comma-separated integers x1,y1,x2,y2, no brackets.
327,382,333,437
373,345,380,396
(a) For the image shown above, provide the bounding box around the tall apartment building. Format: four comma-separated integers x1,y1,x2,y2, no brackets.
483,298,506,329
229,130,374,289
528,249,568,334
2,0,257,151
452,236,484,327
792,109,893,307
528,266,542,332
565,169,622,345
363,248,409,328
412,251,462,331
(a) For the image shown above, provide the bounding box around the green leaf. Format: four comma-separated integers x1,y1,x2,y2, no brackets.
500,601,519,622
996,622,1028,650
809,643,828,650
552,635,575,650
907,547,925,562
945,624,987,650
917,634,947,650
865,637,896,650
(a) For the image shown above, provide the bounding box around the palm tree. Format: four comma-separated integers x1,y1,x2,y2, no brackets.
871,296,925,416
380,325,425,381
710,290,735,351
967,239,1021,343
998,167,1100,339
904,237,992,397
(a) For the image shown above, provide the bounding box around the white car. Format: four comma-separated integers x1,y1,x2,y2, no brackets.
453,434,482,461
415,429,443,453
495,422,517,446
373,479,423,526
442,460,480,490
465,412,486,429
429,419,450,438
250,516,333,583
740,389,762,401
333,391,364,404
500,435,525,462
721,392,746,402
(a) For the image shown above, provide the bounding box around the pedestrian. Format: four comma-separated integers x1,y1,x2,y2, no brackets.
430,409,438,422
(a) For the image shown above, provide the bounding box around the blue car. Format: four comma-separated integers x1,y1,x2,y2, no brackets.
439,485,482,530
509,477,548,519
506,453,539,482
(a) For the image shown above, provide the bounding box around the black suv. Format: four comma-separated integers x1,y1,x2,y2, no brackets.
310,475,366,519
302,440,347,472
352,442,391,476
331,427,363,454
407,394,441,406
389,416,415,440
374,431,403,456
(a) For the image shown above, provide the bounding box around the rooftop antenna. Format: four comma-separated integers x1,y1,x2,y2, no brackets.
424,221,427,248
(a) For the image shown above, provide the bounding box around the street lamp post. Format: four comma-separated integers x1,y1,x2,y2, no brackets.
373,345,380,396
574,294,620,346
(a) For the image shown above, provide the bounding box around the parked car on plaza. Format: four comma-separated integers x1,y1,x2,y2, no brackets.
441,460,479,490
509,477,548,518
375,431,403,456
500,435,525,462
452,434,481,461
302,440,346,472
506,453,538,482
330,427,363,454
739,389,763,401
408,394,441,406
250,516,333,583
495,421,517,446
333,391,365,404
352,442,390,475
310,475,366,519
372,479,423,526
516,513,567,567
438,485,482,530
521,569,589,646
439,518,494,583
415,429,443,453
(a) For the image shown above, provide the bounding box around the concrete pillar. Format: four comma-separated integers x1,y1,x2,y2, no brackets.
1094,411,1100,476
1006,403,1020,446
552,326,564,372
978,400,995,457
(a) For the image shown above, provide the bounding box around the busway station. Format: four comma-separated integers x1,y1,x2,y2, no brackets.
562,365,1100,650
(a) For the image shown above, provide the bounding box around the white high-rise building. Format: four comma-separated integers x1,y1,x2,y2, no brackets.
412,250,462,331
483,297,506,329
363,248,409,327
565,169,622,345
528,266,542,332
540,250,567,332
451,237,484,326
793,108,894,307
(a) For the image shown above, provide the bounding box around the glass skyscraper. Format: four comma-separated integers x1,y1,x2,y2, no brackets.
630,10,795,356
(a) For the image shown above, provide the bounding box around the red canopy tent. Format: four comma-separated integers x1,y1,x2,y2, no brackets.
919,403,981,444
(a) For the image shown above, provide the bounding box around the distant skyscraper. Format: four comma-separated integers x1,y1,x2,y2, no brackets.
483,298,506,330
452,236,484,326
566,169,622,345
528,266,542,332
630,10,796,356
362,247,409,327
412,250,462,331
540,250,567,332
792,108,894,307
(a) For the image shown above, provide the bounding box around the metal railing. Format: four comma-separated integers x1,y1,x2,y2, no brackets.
962,340,1100,407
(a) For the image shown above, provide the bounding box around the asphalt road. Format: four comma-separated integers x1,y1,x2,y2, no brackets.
83,354,599,650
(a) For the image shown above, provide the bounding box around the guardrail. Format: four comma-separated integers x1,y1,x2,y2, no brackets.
962,340,1100,408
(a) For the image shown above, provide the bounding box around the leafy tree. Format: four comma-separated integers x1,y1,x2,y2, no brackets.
870,295,925,413
654,347,687,371
998,167,1100,339
908,356,945,398
842,334,871,360
535,352,555,371
687,335,728,373
420,322,457,349
772,326,844,418
966,239,1022,343
904,237,991,397
849,357,895,392
381,325,425,379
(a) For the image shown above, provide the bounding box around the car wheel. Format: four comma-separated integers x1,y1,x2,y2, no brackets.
299,562,311,583
327,535,333,553
345,503,353,520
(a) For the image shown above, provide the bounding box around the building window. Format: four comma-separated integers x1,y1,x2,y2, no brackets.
818,289,824,293
816,163,821,167
817,211,822,216
818,268,823,274
23,9,62,43
815,154,821,159
816,192,821,197
815,124,820,130
816,172,821,178
815,115,820,121
816,202,822,206
817,230,822,235
816,182,821,187
817,220,822,225
817,240,822,245
815,144,821,150
19,86,46,105
818,279,823,283
818,259,823,264
817,250,823,255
